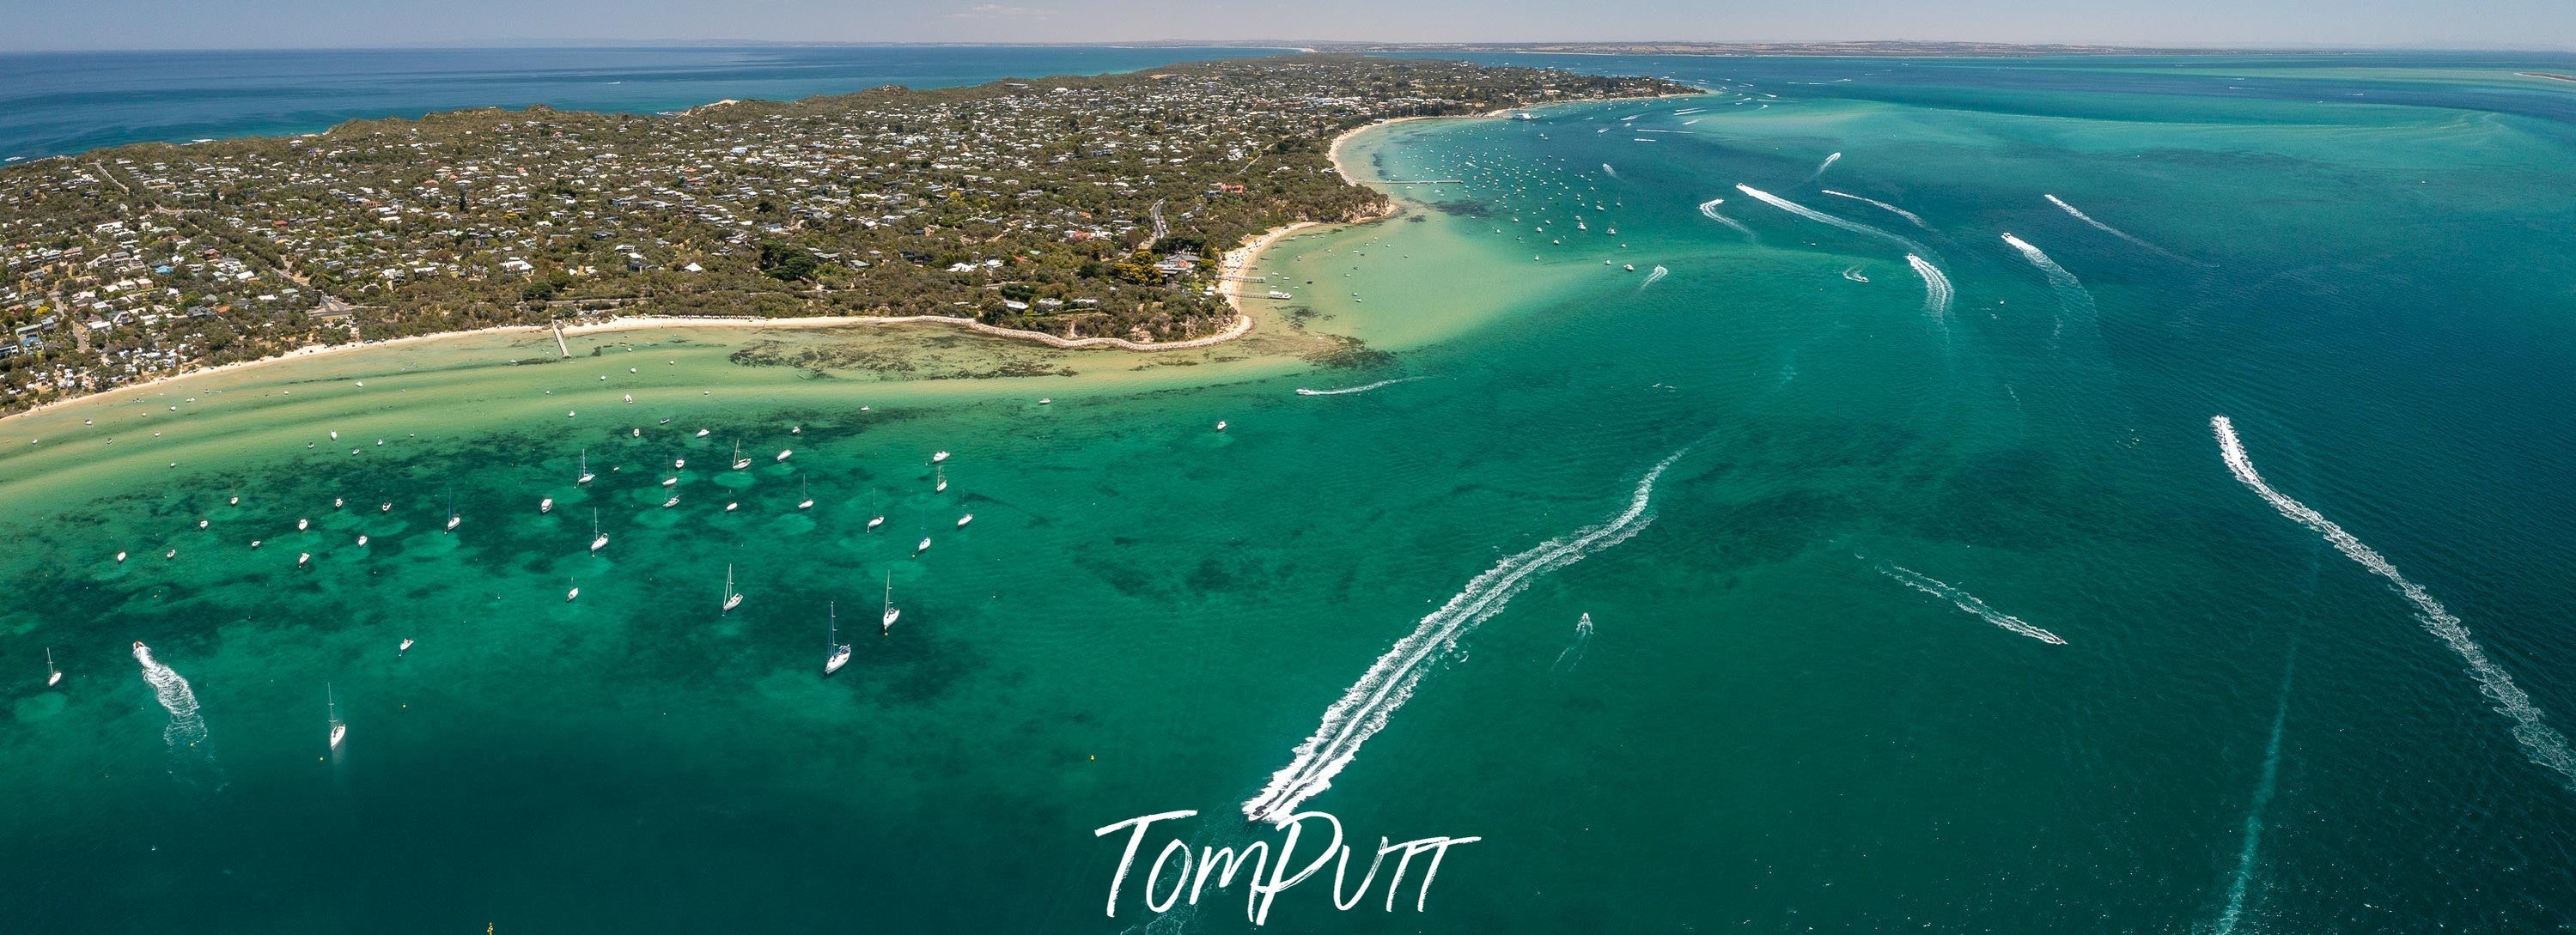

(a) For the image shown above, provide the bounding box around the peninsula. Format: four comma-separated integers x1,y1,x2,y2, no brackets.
0,56,1690,416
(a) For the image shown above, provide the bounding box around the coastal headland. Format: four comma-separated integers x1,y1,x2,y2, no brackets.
0,56,1688,419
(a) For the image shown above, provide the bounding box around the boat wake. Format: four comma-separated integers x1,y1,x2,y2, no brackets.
2212,416,2576,788
1243,451,1689,825
1820,189,1933,230
134,642,220,785
1295,376,1427,397
1905,255,1953,319
2212,644,2295,935
1640,265,1669,289
1599,162,1618,179
2045,194,2195,264
1553,613,1595,672
2001,233,2098,325
1735,185,1931,257
1696,197,1757,241
1879,565,2065,644
1808,151,1842,180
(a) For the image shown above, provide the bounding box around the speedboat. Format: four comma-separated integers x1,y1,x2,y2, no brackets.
956,513,973,528
541,497,554,513
775,449,791,462
931,451,950,464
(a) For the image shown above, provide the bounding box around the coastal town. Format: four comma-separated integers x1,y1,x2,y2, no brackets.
0,55,1687,415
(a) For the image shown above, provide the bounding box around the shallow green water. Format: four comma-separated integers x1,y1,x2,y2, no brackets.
7,54,2576,933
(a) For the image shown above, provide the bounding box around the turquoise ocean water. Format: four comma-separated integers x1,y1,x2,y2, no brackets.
6,51,2576,932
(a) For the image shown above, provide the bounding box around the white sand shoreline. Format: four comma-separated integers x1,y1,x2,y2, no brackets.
3,94,1684,428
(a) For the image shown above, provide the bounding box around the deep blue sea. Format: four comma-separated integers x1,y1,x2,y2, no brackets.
0,45,1294,161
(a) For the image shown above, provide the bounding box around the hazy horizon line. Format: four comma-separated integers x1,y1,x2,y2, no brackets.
3,38,2570,55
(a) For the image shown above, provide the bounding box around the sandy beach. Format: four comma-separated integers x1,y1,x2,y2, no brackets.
0,100,1635,429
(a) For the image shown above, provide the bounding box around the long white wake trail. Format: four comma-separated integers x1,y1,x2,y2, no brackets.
1906,255,1954,319
1735,185,1931,257
1244,451,1688,824
2044,194,2194,264
1640,265,1669,289
1696,197,1756,241
133,642,210,752
1821,190,1932,230
1879,565,2065,644
1295,376,1427,397
2212,416,2576,788
2001,234,2097,319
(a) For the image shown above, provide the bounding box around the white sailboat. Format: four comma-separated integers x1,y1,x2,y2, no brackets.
326,683,347,750
540,497,554,513
724,501,739,512
567,578,580,601
956,513,973,528
590,509,609,552
675,457,686,469
398,637,414,657
935,464,947,493
797,478,814,510
731,441,751,471
914,510,931,555
663,495,679,508
696,428,710,438
297,551,312,567
381,501,392,513
880,572,899,635
45,647,61,687
662,476,679,487
297,518,309,531
721,564,743,613
824,603,852,676
356,534,368,547
775,448,792,463
578,449,594,485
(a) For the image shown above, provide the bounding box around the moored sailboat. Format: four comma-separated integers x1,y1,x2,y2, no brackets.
825,603,852,676
46,647,61,687
590,509,609,552
880,572,900,635
326,683,347,750
721,564,743,613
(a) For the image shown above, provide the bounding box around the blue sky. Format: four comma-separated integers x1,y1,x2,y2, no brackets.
4,0,2572,52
